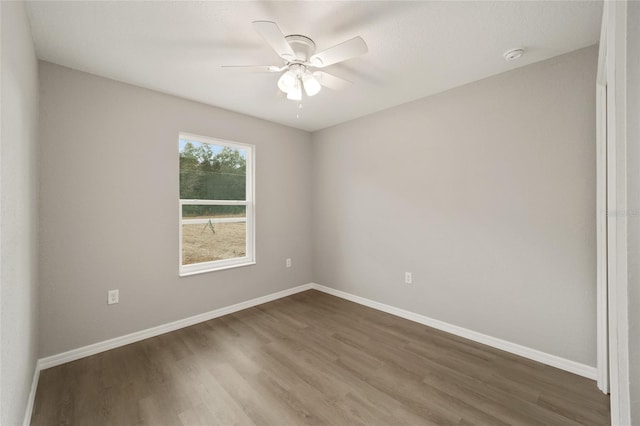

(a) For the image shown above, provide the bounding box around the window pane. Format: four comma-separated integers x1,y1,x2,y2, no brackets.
179,139,246,200
181,205,246,265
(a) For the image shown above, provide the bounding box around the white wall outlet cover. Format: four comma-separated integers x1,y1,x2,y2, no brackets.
405,272,413,284
108,289,119,305
286,258,292,268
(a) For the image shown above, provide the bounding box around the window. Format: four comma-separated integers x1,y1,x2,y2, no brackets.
179,133,255,276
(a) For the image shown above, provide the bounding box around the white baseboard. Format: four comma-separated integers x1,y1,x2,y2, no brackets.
38,283,313,370
22,363,40,426
309,283,597,380
35,281,596,386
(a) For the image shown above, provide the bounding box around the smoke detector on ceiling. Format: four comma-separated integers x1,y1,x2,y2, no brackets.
503,48,525,61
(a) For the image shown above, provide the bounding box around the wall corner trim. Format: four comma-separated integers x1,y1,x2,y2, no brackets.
310,283,597,380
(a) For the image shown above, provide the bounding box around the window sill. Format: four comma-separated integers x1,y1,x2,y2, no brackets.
179,260,256,277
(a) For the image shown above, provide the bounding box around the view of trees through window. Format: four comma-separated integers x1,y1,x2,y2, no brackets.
179,138,250,269
179,140,247,214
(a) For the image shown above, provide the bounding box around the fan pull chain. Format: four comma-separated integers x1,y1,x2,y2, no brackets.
296,100,303,119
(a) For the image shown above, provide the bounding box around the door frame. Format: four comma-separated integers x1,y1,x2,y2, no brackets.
595,2,608,395
597,1,631,424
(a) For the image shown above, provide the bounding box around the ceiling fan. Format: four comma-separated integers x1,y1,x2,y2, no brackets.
223,21,368,101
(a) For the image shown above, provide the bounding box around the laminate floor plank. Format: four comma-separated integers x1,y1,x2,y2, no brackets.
422,367,579,426
31,290,609,425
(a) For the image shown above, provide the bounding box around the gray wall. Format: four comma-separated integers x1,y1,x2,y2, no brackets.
38,62,312,357
312,46,598,366
1,2,40,425
627,0,640,422
37,43,602,372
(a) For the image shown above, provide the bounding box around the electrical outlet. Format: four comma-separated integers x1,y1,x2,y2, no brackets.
108,289,119,305
405,272,413,284
286,258,292,268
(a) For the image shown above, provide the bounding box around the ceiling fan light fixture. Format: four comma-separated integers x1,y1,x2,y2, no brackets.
302,72,321,96
277,70,297,93
286,78,302,101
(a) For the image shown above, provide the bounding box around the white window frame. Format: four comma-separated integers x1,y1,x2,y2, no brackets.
178,132,255,276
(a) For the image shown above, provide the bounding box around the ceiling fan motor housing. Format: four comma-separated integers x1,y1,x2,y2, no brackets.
285,35,316,62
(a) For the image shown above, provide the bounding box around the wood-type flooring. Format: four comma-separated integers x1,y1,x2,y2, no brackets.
31,290,610,425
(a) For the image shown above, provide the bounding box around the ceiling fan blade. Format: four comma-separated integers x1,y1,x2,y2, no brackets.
221,65,284,73
313,71,352,91
252,21,296,61
310,37,368,68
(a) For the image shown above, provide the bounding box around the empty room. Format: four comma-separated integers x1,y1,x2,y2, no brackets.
1,1,638,425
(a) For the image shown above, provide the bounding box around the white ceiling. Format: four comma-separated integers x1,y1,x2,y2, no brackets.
26,1,602,132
